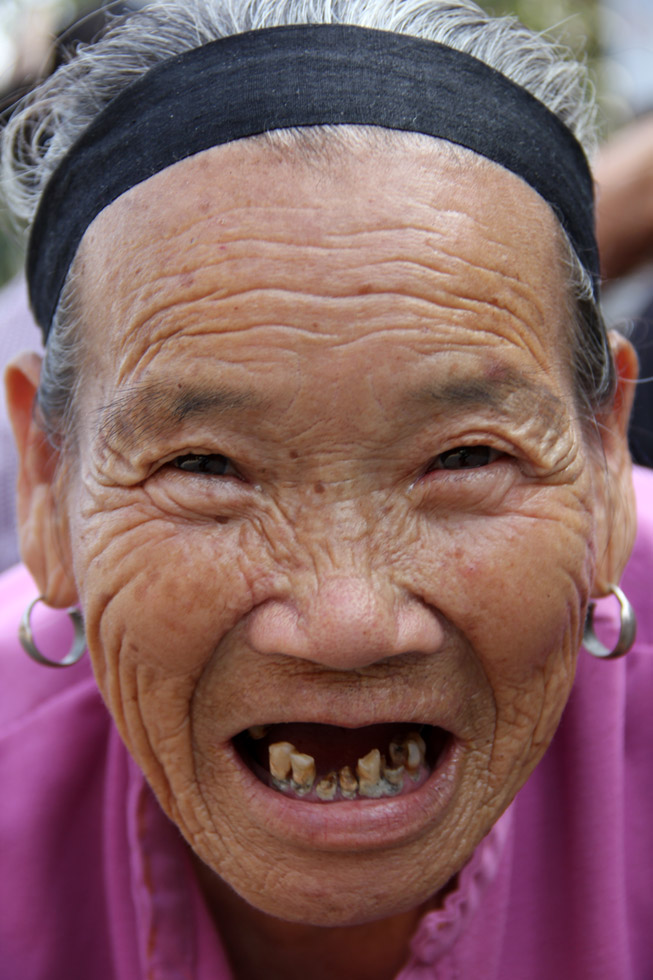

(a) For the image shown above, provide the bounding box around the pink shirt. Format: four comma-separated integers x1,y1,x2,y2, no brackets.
1,468,652,979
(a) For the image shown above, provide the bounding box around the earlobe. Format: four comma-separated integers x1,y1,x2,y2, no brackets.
591,331,638,596
4,352,78,607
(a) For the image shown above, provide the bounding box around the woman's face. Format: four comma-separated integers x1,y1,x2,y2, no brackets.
20,136,635,925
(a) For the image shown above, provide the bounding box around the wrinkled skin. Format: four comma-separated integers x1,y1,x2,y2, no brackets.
8,134,636,978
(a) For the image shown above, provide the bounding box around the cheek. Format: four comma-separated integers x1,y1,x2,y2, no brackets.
67,503,275,809
413,490,596,729
70,502,267,684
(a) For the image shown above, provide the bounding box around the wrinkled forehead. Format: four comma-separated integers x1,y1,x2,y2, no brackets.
70,135,569,432
78,131,563,290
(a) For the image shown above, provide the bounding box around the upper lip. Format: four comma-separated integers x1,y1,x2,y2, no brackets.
225,696,474,744
206,645,485,745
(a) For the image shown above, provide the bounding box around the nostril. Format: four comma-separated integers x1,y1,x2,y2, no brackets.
396,597,445,654
245,600,301,656
246,581,443,668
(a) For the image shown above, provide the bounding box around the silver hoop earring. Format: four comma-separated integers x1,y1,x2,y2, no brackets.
583,584,636,660
19,596,86,668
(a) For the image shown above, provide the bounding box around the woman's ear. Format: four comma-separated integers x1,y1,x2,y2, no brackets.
592,331,638,595
4,352,77,607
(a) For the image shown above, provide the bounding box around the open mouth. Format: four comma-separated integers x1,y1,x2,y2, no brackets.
233,723,451,803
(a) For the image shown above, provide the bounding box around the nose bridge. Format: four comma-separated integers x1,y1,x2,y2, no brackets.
307,573,395,650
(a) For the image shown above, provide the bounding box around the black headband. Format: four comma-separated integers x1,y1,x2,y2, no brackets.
27,23,599,341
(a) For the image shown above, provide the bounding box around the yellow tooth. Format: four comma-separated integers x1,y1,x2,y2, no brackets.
404,733,426,772
389,739,408,768
409,731,426,757
339,765,358,799
268,741,295,782
248,725,269,740
290,751,316,791
357,748,381,781
357,748,383,797
382,760,404,787
315,771,338,801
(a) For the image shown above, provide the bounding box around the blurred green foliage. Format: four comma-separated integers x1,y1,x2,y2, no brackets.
483,0,600,62
0,0,601,290
0,232,20,287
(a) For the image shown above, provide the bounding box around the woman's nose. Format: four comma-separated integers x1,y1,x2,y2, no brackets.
245,576,444,670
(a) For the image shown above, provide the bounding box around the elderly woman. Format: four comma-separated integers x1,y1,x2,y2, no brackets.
1,0,651,977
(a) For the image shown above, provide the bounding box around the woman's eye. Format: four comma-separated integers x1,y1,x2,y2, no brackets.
429,446,501,471
171,453,239,476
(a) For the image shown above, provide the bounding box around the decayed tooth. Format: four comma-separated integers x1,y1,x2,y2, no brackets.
290,752,316,793
248,725,269,740
382,759,404,788
339,765,358,799
269,741,295,782
404,731,426,773
315,771,338,801
357,748,384,797
357,748,381,782
389,739,408,768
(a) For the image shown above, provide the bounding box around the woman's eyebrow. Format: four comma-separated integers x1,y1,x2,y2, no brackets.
97,373,569,452
98,381,266,450
414,373,568,427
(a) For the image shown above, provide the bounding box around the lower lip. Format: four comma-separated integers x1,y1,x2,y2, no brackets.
226,736,463,851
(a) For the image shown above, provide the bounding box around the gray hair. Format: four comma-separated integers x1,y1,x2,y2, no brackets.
1,0,611,445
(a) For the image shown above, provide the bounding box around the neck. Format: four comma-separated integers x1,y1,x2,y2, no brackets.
192,856,442,980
